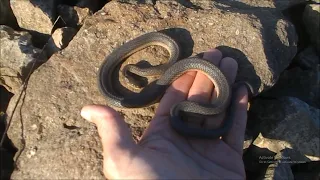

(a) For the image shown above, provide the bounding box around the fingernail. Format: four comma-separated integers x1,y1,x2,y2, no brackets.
81,109,92,122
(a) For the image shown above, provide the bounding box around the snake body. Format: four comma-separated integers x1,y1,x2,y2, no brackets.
98,32,234,138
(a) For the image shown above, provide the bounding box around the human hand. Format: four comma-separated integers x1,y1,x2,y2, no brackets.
81,49,248,179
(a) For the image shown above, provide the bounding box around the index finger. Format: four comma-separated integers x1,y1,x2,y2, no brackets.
155,71,196,116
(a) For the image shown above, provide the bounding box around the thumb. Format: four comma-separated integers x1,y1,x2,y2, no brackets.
81,105,137,155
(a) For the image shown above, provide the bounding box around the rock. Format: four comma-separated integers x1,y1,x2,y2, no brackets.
212,0,306,11
45,27,77,57
303,4,320,54
10,0,57,35
249,97,320,160
0,25,47,93
6,1,297,178
205,2,298,95
260,66,320,108
0,0,19,29
291,161,320,179
57,5,91,28
293,46,319,69
264,159,294,179
263,148,309,180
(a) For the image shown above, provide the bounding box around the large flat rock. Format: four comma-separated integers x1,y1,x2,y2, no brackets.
10,0,57,35
6,1,297,178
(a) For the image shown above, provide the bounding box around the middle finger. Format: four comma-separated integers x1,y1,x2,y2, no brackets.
186,49,222,126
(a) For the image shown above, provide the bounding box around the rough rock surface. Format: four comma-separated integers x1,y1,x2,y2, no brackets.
6,1,297,178
261,65,320,108
57,5,91,28
263,148,310,180
10,0,57,35
303,4,320,54
45,27,77,57
264,159,294,179
0,25,46,94
249,97,320,160
0,0,19,29
204,1,298,95
293,46,319,69
211,0,306,12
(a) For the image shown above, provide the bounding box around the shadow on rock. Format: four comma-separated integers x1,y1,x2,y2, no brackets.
0,0,19,29
216,46,259,96
159,28,194,59
282,3,310,52
0,86,17,180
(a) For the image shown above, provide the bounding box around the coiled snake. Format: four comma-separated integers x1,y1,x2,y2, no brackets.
98,32,238,138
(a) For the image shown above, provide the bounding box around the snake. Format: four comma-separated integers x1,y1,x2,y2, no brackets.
98,32,236,138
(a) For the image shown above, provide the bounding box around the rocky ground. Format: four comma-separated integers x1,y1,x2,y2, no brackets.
0,0,319,179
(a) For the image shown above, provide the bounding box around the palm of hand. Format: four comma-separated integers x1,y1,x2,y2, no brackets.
133,116,245,179
81,49,248,179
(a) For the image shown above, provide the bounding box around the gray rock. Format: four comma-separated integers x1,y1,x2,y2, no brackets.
57,5,91,28
264,160,294,180
0,25,46,93
10,0,57,35
261,66,320,108
0,0,19,28
250,97,320,160
206,1,298,95
212,0,306,11
45,27,77,57
6,1,297,178
303,4,320,54
264,148,310,180
293,46,319,69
